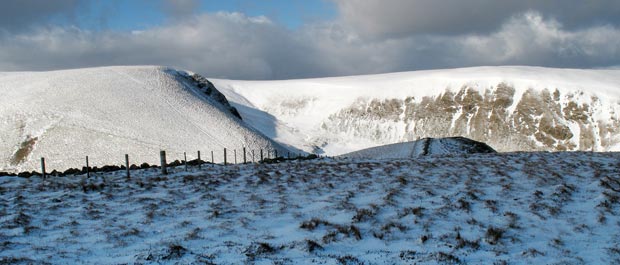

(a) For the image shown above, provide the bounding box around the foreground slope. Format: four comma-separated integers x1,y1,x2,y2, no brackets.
0,66,285,172
213,66,620,155
343,137,496,159
1,153,619,263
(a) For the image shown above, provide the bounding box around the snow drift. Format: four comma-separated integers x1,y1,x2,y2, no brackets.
0,66,286,172
213,66,620,155
342,137,496,159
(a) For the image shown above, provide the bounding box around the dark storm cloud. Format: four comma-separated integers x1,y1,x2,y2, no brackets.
333,0,620,38
0,0,81,32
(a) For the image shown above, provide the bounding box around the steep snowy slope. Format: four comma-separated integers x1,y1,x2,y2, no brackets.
213,66,620,155
342,137,496,159
0,66,286,172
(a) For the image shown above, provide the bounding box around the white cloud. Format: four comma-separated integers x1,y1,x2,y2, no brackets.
456,12,620,67
0,10,619,79
298,11,620,74
0,13,323,79
332,0,620,38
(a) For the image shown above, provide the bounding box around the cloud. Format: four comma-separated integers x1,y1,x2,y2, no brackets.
0,10,618,79
332,0,620,38
266,11,620,76
453,12,620,68
0,12,326,79
161,0,201,19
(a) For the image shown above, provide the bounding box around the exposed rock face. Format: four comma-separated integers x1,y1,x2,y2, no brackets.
343,137,496,159
321,84,620,152
177,72,243,120
9,136,37,166
424,137,496,155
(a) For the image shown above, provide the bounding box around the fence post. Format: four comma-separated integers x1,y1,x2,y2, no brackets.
86,156,90,178
260,149,264,162
224,148,227,165
184,152,188,171
243,147,247,164
160,150,168,175
287,152,290,159
125,154,130,178
275,150,278,158
252,150,255,163
197,150,201,169
41,157,46,179
234,149,237,164
211,151,214,164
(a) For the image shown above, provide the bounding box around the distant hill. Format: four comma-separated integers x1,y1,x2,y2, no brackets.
213,66,620,155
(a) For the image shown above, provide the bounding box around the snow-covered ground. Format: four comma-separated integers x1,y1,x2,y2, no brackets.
213,66,620,155
0,66,285,173
1,152,619,264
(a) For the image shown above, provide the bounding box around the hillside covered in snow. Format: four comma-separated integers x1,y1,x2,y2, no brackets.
0,66,286,172
213,66,620,155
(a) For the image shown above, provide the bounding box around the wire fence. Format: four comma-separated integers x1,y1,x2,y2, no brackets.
0,147,318,178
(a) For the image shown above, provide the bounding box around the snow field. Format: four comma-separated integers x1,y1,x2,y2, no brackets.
1,152,619,264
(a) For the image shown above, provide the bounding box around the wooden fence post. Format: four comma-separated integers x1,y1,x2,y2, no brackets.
197,150,201,169
86,156,90,178
243,147,247,164
211,151,214,164
184,152,188,171
125,154,130,178
234,149,237,164
260,149,264,162
41,157,46,179
252,150,255,163
160,150,168,175
275,150,278,158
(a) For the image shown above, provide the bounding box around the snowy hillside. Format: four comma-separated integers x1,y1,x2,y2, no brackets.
343,137,496,160
212,66,620,155
1,152,619,263
0,66,286,172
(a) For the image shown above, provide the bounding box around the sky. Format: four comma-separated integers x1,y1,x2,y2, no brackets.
0,0,619,80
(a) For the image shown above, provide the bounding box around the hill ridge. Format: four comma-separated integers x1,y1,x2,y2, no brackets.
212,66,620,155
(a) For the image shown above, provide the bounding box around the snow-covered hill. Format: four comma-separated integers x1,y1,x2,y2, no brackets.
342,137,496,160
0,66,286,172
213,66,620,155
